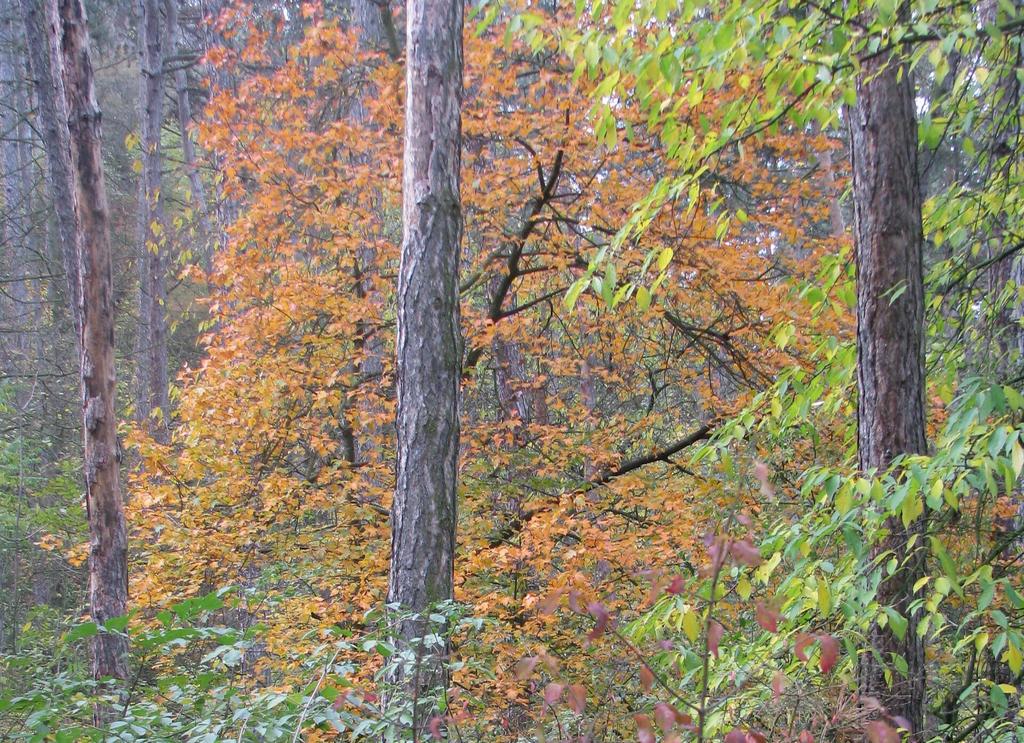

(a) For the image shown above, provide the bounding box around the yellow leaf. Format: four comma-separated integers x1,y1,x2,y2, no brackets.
682,610,700,642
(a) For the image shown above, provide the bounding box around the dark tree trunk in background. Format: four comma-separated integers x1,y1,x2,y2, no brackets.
19,0,82,340
136,0,169,437
849,27,928,737
354,0,400,57
165,0,213,270
387,0,463,729
52,0,129,701
0,0,31,352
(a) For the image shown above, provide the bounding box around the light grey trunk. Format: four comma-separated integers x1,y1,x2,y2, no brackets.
18,0,82,341
135,0,169,437
0,1,32,356
165,0,212,269
387,0,463,732
849,28,928,737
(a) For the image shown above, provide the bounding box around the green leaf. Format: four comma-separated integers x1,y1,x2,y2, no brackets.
991,683,1008,716
637,285,651,311
66,622,98,643
564,278,586,309
659,53,682,89
657,247,673,271
930,536,963,597
883,607,908,641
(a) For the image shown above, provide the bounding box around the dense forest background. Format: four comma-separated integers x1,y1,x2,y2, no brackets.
1,0,1023,740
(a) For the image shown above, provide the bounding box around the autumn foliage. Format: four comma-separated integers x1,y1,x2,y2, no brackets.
124,2,848,736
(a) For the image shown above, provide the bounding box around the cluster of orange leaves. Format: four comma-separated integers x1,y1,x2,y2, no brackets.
125,2,849,735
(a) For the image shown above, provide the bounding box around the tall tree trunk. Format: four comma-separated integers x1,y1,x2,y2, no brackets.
354,0,400,57
136,0,169,438
19,0,82,341
849,25,928,737
980,0,1024,367
0,0,32,363
52,0,129,700
165,0,213,270
387,0,463,730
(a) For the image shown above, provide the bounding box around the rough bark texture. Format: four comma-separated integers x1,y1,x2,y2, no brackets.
54,0,129,692
136,0,169,436
849,38,928,737
387,0,463,726
354,0,400,57
19,0,82,340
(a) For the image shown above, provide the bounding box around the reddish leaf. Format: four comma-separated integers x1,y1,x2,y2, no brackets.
654,702,678,733
587,601,610,639
429,716,444,740
818,634,840,674
639,665,655,692
746,732,768,743
666,575,686,595
513,656,538,680
708,620,724,658
724,729,747,743
567,684,586,714
538,589,564,615
635,714,655,743
568,590,583,614
730,538,762,567
865,721,900,743
753,460,775,497
794,632,814,662
644,575,668,606
755,601,780,633
543,682,563,705
771,671,785,701
541,652,560,673
707,535,728,571
798,731,813,743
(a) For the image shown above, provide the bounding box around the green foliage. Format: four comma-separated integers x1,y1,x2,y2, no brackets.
600,248,1024,738
0,593,486,742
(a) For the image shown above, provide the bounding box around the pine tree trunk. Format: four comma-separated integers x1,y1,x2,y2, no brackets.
849,30,928,737
165,0,213,270
19,0,82,341
53,0,129,703
0,1,32,360
136,0,169,438
387,0,463,731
